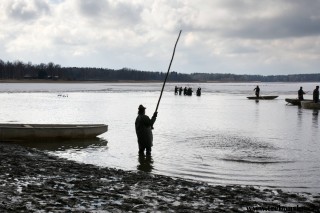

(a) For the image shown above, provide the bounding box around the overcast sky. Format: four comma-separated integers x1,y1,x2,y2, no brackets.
1,0,320,75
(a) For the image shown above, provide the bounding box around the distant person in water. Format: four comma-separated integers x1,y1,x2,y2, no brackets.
298,87,306,100
184,87,187,95
196,87,201,96
179,87,182,95
135,105,157,156
174,86,178,95
254,86,260,98
313,86,319,103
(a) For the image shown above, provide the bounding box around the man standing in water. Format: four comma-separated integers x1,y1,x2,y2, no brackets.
298,87,306,100
313,86,319,103
254,85,260,98
135,105,157,156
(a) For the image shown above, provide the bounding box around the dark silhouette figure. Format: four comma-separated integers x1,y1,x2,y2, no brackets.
174,86,178,95
135,105,157,156
298,87,306,100
183,87,187,95
179,87,182,95
196,87,201,96
254,86,260,98
187,87,193,96
313,86,319,103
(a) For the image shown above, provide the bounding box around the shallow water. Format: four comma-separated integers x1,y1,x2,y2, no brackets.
1,82,319,193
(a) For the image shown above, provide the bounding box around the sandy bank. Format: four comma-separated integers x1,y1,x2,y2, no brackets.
0,142,319,212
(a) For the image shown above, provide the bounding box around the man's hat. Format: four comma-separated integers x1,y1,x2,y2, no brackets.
138,105,146,110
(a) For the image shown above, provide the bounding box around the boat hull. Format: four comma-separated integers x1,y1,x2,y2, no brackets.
247,96,278,100
285,98,312,106
0,124,108,141
301,101,320,110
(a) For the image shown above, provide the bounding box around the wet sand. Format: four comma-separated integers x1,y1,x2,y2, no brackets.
0,142,319,212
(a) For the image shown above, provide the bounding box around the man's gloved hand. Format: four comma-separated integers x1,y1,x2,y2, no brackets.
153,112,158,117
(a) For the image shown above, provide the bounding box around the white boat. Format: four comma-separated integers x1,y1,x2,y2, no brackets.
300,101,320,110
0,124,108,141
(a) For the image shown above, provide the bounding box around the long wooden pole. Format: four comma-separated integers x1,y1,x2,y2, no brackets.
155,30,182,113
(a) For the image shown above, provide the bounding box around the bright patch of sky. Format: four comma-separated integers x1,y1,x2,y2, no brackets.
1,0,320,75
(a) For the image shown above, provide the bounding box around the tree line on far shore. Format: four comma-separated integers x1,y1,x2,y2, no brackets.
1,59,320,82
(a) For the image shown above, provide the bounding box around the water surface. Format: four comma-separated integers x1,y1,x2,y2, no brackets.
1,82,319,193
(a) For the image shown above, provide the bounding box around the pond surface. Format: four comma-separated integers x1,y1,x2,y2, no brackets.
1,82,319,193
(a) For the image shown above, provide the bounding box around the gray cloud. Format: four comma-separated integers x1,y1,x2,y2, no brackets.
220,0,320,39
76,0,142,26
5,0,50,22
77,0,108,17
226,13,320,39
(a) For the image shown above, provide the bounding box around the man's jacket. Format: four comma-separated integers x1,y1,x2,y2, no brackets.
135,114,157,147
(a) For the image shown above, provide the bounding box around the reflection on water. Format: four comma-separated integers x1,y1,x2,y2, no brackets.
312,110,318,127
312,109,319,116
10,137,108,151
137,155,154,172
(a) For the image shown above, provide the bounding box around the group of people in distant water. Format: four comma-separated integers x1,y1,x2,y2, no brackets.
298,85,319,103
174,86,201,96
253,85,319,103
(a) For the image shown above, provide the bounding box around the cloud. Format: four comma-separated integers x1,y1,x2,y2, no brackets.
3,0,50,21
0,0,320,75
74,0,142,27
224,3,320,39
176,0,320,40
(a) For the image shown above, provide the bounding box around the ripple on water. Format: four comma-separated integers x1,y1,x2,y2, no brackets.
182,132,291,164
157,131,307,190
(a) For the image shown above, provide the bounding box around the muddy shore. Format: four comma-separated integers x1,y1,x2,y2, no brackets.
0,142,319,212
